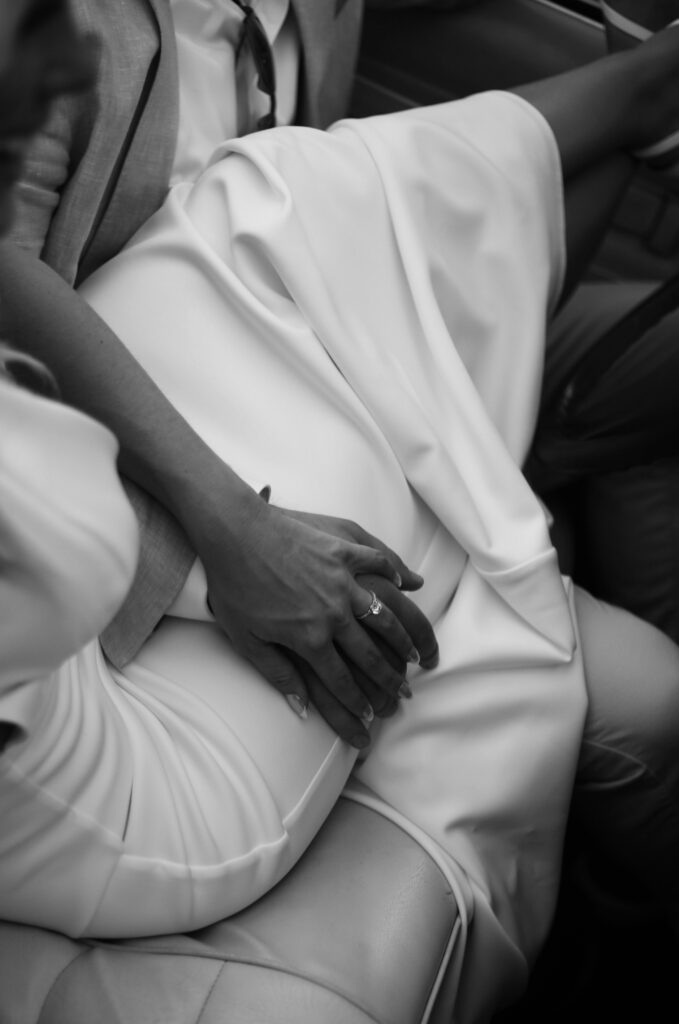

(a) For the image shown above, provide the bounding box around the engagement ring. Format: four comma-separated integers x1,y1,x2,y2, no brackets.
356,590,383,620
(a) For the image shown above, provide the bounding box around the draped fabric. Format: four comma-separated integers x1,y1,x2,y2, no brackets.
1,92,586,1022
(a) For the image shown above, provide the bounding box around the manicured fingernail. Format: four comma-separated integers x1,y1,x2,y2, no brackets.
408,647,420,665
352,733,371,750
398,681,413,700
394,571,403,588
285,693,308,719
361,704,375,727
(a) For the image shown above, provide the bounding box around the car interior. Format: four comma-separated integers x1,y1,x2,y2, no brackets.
3,5,677,1023
353,2,679,1019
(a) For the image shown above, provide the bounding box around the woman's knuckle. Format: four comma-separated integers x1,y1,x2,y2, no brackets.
307,609,340,643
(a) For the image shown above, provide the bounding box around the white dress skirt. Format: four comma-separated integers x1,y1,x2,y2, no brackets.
0,93,587,1020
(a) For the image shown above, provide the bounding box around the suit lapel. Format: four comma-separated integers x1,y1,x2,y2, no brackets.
78,0,359,280
78,0,179,281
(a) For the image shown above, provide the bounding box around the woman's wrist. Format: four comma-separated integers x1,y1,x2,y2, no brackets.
157,446,270,562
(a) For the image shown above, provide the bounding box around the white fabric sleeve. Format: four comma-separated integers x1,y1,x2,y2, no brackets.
0,379,139,728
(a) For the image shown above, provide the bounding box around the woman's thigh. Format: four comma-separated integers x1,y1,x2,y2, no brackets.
0,622,358,936
117,617,356,867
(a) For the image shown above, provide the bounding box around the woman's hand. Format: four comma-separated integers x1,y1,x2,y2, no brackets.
353,569,439,675
199,498,437,748
290,570,440,747
0,247,436,747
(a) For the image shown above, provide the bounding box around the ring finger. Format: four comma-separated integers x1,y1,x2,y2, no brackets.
352,585,419,666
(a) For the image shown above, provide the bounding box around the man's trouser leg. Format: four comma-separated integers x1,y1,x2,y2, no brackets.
529,280,679,643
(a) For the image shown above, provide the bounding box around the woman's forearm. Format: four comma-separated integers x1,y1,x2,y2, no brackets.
0,241,429,747
0,240,263,535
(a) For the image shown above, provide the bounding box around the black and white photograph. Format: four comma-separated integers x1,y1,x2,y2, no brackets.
1,2,678,1021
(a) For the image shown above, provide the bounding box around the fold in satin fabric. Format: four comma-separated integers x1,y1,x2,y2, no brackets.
73,91,587,1015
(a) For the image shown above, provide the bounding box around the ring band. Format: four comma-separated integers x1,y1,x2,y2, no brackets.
356,590,383,620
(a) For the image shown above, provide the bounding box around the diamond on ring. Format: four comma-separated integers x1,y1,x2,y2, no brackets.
356,590,383,620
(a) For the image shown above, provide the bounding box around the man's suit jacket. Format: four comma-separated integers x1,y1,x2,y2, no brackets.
21,0,365,285
10,0,366,667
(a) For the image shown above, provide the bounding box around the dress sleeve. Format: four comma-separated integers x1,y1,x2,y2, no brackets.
0,379,139,710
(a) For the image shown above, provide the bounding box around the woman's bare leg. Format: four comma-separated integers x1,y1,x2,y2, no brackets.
514,28,679,174
513,25,679,293
557,155,634,301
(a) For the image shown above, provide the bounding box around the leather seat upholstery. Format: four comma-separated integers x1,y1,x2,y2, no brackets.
0,799,461,1024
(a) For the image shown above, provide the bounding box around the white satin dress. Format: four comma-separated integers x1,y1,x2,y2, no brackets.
1,92,587,1021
